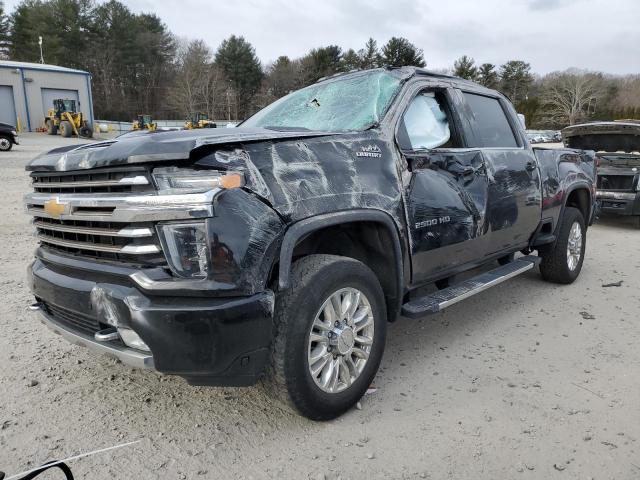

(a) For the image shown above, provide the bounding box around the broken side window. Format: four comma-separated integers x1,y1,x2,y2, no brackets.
401,92,452,150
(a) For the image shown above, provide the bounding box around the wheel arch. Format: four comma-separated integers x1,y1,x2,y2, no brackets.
277,210,406,322
563,183,592,228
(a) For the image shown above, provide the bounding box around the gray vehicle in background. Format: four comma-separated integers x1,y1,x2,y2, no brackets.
563,121,640,226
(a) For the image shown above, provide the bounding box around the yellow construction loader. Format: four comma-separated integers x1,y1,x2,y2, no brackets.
132,115,157,131
45,99,93,138
184,113,217,129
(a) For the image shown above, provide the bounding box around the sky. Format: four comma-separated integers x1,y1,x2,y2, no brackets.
4,0,640,75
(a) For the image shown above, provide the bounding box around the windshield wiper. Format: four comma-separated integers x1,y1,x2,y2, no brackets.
263,126,311,132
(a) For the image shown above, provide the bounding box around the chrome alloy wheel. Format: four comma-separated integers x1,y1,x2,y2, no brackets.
0,137,10,151
307,287,374,394
567,221,583,271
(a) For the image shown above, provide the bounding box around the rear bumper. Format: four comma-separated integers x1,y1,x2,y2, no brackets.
28,256,275,386
597,190,640,216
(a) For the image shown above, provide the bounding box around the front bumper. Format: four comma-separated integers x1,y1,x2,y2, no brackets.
597,190,640,216
28,255,275,386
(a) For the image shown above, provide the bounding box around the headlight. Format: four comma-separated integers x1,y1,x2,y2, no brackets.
158,222,209,278
153,167,244,193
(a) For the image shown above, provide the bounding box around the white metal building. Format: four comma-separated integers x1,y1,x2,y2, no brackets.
0,60,94,131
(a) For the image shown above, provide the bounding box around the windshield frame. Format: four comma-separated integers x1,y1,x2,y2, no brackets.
240,69,406,133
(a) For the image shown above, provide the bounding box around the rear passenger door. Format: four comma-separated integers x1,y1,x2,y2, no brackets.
457,91,541,255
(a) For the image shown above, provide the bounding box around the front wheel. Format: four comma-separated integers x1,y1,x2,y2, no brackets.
538,207,586,284
60,121,73,138
268,254,387,420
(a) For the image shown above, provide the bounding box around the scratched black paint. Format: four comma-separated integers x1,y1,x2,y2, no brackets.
25,67,597,385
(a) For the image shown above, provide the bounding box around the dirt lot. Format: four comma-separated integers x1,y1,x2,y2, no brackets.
1,134,639,479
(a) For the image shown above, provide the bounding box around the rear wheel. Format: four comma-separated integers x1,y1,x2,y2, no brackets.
46,119,58,135
538,207,586,284
60,121,73,138
268,254,387,420
0,135,12,151
79,126,92,138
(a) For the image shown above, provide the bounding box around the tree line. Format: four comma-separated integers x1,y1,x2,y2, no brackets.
1,0,638,128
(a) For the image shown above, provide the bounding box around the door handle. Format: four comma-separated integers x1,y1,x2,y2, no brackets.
526,160,537,172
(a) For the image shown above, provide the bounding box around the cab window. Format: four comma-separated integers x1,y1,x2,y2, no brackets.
462,92,518,148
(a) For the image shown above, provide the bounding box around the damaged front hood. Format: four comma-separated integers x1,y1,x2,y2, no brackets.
26,127,337,172
562,121,640,153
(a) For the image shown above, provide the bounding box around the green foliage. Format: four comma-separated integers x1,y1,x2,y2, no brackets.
453,55,477,80
477,63,499,88
381,37,425,68
498,60,534,105
214,35,263,118
358,38,382,69
341,48,360,71
10,0,94,67
299,45,343,84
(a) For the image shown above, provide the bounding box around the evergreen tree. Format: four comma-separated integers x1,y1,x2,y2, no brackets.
477,63,499,88
214,35,263,118
10,0,93,67
358,38,381,69
341,48,360,71
299,45,342,84
499,60,534,105
381,37,425,68
453,55,477,80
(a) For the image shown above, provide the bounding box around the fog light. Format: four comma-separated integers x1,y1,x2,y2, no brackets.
118,327,150,352
158,222,209,278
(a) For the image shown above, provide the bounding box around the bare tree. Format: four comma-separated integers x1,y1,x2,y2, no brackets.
541,70,606,126
169,38,214,118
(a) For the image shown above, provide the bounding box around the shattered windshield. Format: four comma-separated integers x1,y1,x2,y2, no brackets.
242,71,402,132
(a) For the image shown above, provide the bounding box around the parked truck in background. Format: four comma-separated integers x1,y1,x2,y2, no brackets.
25,67,596,420
563,120,640,227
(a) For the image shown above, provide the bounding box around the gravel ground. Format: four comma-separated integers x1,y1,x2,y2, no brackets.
1,134,639,479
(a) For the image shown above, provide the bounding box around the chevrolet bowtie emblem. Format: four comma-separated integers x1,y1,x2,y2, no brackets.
43,198,69,218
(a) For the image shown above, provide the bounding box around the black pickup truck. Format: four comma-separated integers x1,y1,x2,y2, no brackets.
25,67,596,420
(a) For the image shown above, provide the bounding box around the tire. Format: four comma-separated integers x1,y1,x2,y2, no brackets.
0,135,12,151
60,121,73,138
538,207,586,284
79,126,92,138
267,254,387,420
46,120,58,135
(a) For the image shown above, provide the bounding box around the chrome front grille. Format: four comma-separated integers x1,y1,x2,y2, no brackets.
31,167,152,194
33,217,164,265
25,167,217,266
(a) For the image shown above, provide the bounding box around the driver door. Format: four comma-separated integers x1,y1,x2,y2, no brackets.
399,89,490,283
